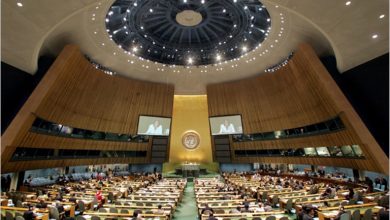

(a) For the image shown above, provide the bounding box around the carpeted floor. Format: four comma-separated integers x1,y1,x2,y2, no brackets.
173,182,199,220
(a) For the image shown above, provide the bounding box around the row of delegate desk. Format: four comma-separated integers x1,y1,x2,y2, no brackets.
224,174,388,220
1,176,187,220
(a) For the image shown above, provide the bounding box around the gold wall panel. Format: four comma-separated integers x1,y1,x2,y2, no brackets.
166,95,218,172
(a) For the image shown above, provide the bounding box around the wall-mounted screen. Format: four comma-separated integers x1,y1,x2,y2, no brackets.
209,115,243,135
137,116,171,136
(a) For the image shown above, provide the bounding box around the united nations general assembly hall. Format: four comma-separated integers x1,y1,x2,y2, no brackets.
1,0,389,219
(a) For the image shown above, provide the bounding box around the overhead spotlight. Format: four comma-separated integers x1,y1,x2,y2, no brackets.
183,0,187,3
223,9,226,13
201,0,205,4
379,14,385,19
233,0,237,2
17,2,23,7
187,57,193,64
108,11,114,16
132,46,138,52
105,18,109,22
216,54,222,61
345,1,351,5
149,8,153,13
372,34,378,39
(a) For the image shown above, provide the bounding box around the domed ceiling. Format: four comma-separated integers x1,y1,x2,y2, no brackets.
1,0,389,94
105,0,271,66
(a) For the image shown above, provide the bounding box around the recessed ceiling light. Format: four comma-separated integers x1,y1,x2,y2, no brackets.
345,1,351,6
187,57,193,64
379,14,385,19
372,34,378,39
201,0,205,4
17,2,23,7
149,8,153,13
242,46,247,52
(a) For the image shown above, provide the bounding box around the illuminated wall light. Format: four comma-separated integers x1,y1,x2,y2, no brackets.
379,14,385,19
17,2,23,7
372,34,378,39
345,1,351,6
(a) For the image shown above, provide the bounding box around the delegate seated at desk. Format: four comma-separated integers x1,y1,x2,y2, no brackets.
219,120,235,134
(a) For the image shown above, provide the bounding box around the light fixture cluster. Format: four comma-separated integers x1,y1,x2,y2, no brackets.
264,52,294,73
87,56,117,76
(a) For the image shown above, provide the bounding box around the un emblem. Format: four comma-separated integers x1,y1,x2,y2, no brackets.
182,131,200,150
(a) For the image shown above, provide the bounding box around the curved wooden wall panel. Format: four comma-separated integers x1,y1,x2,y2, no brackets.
1,44,174,172
19,132,150,151
207,43,388,174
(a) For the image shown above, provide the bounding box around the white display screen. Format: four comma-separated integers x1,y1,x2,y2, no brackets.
209,115,243,135
137,116,171,136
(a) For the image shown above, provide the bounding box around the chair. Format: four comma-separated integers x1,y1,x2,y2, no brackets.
98,208,107,212
341,201,348,206
239,218,247,220
120,209,129,214
75,201,85,215
109,207,118,213
76,216,87,220
91,216,101,220
301,197,308,202
271,195,279,207
136,202,144,206
265,216,276,220
145,203,153,206
15,216,25,220
203,210,213,215
262,191,268,202
362,208,372,220
339,212,351,220
145,210,153,214
279,217,289,220
214,209,225,214
352,209,361,220
108,192,115,203
5,211,13,220
16,200,24,208
115,201,122,205
285,198,293,212
252,218,262,220
49,206,61,220
348,198,357,205
15,212,23,218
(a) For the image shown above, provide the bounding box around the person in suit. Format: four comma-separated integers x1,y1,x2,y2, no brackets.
23,205,37,220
